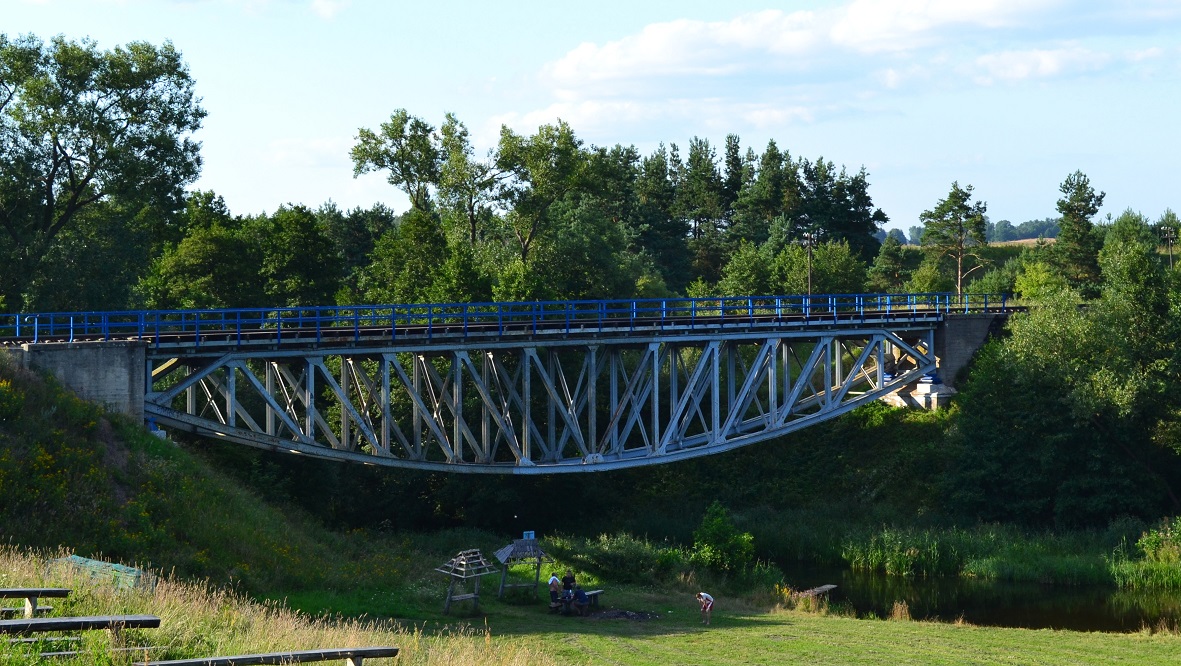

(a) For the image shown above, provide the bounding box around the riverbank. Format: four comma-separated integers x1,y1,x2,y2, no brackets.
3,547,1178,666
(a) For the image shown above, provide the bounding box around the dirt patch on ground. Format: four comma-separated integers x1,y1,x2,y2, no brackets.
588,609,662,621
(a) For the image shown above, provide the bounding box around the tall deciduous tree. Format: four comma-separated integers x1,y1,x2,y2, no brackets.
1054,170,1105,295
919,182,988,295
351,109,440,211
495,120,585,263
438,113,503,244
0,34,205,311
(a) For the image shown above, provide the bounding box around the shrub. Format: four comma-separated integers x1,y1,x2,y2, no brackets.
691,501,755,573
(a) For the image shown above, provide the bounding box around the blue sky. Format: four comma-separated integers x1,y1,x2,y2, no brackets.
7,0,1180,231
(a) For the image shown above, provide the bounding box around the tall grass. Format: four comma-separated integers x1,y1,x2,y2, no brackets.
0,546,555,666
838,523,1131,585
1109,517,1181,590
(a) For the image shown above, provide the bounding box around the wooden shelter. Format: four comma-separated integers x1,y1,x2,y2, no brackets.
435,549,498,613
492,538,552,598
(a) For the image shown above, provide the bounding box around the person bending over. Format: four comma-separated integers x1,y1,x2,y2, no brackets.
696,591,714,625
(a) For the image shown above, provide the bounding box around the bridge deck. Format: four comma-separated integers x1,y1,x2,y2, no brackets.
3,293,1009,355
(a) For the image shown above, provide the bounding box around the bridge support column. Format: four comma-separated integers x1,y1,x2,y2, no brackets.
14,341,146,419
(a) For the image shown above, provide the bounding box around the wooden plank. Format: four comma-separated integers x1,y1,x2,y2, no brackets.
131,646,400,666
795,584,837,598
7,636,80,645
0,589,71,599
41,645,163,659
0,614,160,635
448,593,479,602
0,605,53,616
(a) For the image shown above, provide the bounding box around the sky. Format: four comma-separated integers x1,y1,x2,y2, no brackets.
6,0,1181,232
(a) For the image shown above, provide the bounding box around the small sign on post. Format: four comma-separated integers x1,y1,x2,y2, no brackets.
523,530,535,540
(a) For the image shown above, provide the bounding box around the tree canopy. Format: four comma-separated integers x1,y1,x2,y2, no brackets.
0,34,205,310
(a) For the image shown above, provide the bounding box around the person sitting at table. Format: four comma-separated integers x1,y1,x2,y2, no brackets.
548,572,562,605
572,585,590,616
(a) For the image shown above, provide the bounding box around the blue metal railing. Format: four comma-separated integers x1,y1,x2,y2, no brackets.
0,292,1010,348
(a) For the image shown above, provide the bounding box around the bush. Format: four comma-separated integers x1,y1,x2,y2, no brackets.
691,501,755,573
1137,517,1181,563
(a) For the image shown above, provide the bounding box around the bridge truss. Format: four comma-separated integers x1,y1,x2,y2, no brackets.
145,326,937,473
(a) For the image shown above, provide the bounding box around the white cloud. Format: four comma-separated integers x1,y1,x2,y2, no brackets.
509,1,1179,139
973,47,1110,84
309,0,348,19
544,10,821,90
831,0,1060,53
1127,47,1164,62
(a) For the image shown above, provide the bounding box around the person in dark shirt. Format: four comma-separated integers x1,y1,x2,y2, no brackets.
572,585,590,616
562,569,576,595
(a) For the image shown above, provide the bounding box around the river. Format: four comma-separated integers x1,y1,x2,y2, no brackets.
786,565,1181,632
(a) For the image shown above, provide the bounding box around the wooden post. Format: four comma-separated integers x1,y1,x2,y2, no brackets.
444,577,456,614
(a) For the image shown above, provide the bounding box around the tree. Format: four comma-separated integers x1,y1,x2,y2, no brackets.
770,240,866,295
795,159,886,261
1013,261,1070,301
438,113,503,244
494,120,585,263
885,228,907,245
253,205,342,306
717,240,772,296
720,134,744,217
991,220,1017,242
632,144,690,292
0,34,205,311
919,182,988,295
351,109,440,211
675,137,724,241
360,208,448,304
730,139,793,246
866,235,908,292
138,223,263,309
1054,171,1105,295
908,226,924,246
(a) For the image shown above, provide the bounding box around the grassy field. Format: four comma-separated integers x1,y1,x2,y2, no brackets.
475,586,1181,666
5,547,1181,665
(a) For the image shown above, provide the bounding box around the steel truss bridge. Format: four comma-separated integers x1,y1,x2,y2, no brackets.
3,293,1010,474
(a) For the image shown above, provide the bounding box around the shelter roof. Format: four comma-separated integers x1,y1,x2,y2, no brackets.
493,539,552,565
435,549,498,579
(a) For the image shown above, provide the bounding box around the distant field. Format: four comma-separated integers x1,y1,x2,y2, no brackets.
992,238,1055,246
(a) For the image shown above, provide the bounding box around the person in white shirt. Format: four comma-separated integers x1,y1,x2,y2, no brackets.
548,572,562,604
696,591,714,624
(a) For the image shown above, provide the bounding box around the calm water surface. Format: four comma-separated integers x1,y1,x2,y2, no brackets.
785,565,1181,632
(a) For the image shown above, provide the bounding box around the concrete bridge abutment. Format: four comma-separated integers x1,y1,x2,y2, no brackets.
9,342,146,420
882,312,1009,409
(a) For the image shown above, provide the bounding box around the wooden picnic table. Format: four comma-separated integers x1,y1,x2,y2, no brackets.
0,588,71,618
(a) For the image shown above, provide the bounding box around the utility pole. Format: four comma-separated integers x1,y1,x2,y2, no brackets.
796,213,822,297
1162,226,1176,270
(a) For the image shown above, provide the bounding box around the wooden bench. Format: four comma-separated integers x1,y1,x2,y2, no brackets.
0,614,161,637
0,588,70,618
584,589,604,607
0,605,54,617
131,646,400,666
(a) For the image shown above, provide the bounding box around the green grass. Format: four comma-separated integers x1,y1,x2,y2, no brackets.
479,586,1181,665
